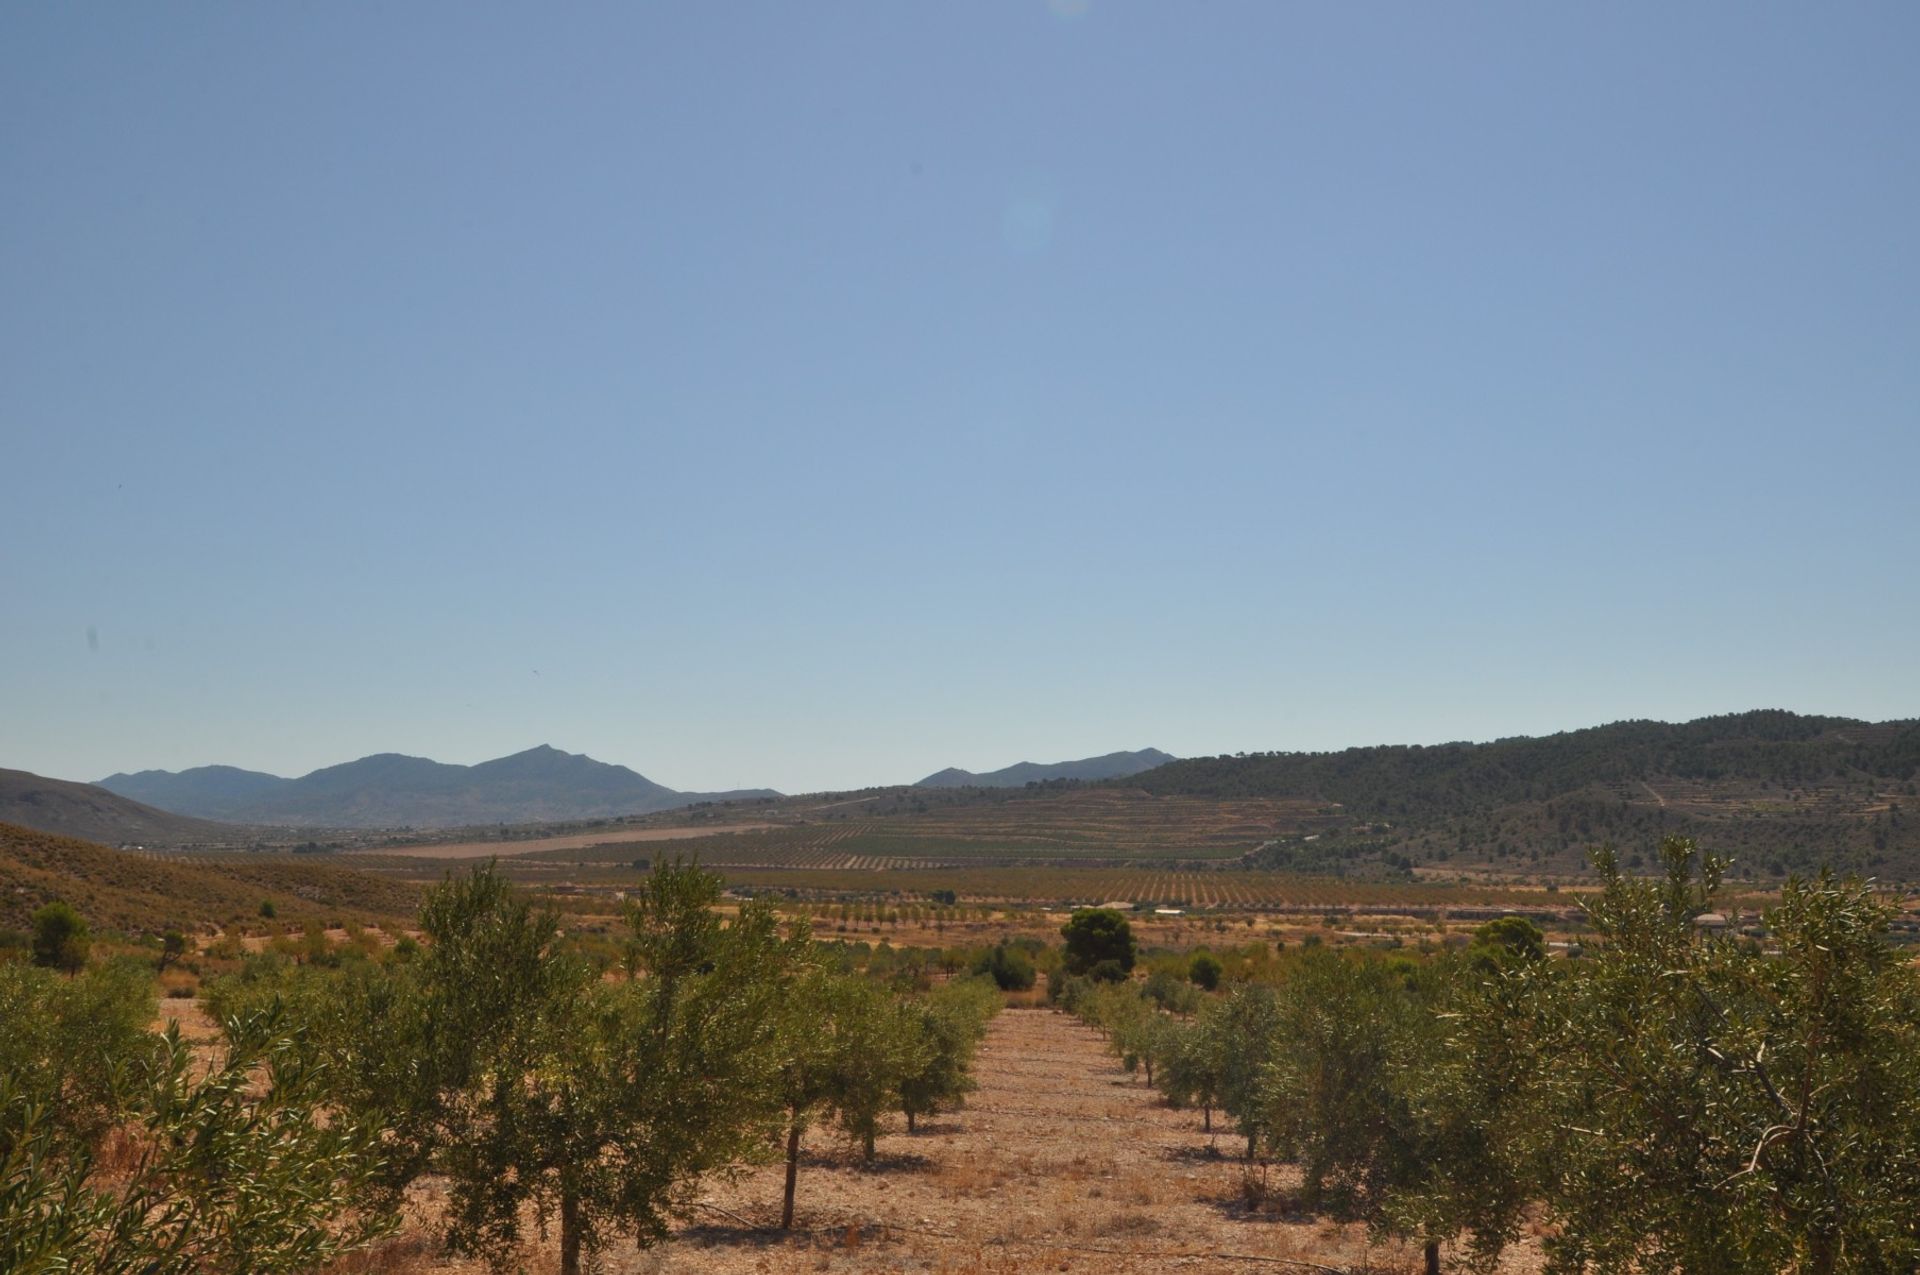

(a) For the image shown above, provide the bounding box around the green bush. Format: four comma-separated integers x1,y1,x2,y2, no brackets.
978,943,1036,991
1144,968,1201,1014
30,901,89,974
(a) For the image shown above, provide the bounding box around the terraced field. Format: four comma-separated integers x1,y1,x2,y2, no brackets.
495,790,1342,874
716,866,1570,912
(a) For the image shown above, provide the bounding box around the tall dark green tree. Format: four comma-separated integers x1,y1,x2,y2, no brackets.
1060,907,1137,976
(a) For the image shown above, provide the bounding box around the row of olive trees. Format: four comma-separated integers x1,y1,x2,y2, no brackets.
1067,837,1920,1275
4,861,1000,1275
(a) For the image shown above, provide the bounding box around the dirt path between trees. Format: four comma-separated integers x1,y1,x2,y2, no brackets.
646,1007,1452,1275
366,1007,1540,1274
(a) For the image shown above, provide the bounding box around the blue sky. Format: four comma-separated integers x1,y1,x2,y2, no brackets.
3,2,1917,794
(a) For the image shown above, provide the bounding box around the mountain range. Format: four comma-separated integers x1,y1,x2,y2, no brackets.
916,748,1177,788
0,768,242,847
97,745,780,829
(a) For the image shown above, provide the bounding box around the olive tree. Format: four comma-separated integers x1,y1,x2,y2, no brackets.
1,1004,396,1274
899,977,998,1132
1160,1012,1225,1133
434,860,807,1275
1526,838,1920,1274
1213,982,1283,1160
1260,952,1533,1275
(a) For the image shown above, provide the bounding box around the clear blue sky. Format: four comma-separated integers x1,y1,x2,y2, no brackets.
4,3,1916,794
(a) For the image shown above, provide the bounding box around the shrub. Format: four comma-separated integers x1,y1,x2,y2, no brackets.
1144,969,1201,1015
1189,952,1224,991
978,943,1036,991
30,901,89,974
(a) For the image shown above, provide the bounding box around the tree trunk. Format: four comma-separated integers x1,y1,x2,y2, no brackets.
1144,1058,1153,1086
781,1117,802,1230
1203,1105,1212,1133
906,1109,916,1133
1809,1230,1837,1275
863,1128,875,1162
1245,1131,1255,1162
1424,1238,1440,1275
560,1187,582,1275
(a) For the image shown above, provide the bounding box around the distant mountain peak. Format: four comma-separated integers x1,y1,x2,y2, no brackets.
915,748,1177,789
97,746,780,829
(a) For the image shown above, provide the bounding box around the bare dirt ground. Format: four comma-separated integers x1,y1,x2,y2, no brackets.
360,1007,1541,1274
358,825,778,859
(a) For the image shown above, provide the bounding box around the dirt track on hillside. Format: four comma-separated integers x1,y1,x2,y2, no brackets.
355,824,776,859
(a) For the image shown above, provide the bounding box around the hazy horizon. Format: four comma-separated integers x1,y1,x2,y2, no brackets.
18,704,1911,798
6,4,1917,795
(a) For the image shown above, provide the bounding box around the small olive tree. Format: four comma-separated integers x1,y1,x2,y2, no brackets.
899,977,998,1132
433,860,807,1275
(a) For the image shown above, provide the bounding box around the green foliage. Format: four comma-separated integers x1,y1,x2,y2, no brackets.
1468,915,1545,967
1255,951,1530,1269
1519,838,1920,1273
434,860,809,1273
28,903,87,975
1189,951,1224,990
1060,907,1137,976
158,930,188,969
824,976,928,1160
1132,834,1920,1272
1160,1014,1224,1132
977,942,1035,991
899,978,999,1132
1,1004,396,1273
1144,967,1202,1015
771,969,906,1222
0,960,153,1156
1210,983,1284,1159
0,856,978,1269
202,859,819,1274
1067,980,1180,1088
